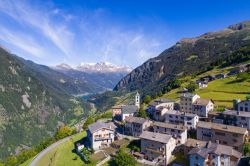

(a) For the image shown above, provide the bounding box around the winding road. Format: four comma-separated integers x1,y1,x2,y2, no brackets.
29,135,74,166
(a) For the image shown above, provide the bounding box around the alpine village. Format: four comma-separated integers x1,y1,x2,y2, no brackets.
0,1,250,166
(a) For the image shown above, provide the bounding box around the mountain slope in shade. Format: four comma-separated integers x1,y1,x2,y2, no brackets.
0,48,91,159
114,20,250,94
54,62,132,91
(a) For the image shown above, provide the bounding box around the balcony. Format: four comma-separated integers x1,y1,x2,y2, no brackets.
95,137,112,141
146,147,165,155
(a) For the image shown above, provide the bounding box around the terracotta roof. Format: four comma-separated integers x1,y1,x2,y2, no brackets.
197,121,248,135
185,138,207,148
88,121,115,133
152,121,187,131
125,116,151,124
139,131,173,144
193,98,212,106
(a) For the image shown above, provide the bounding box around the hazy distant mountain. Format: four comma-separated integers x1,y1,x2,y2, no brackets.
114,20,250,94
54,62,132,91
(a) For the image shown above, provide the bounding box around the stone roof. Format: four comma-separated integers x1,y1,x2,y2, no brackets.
152,121,187,131
188,141,242,159
139,131,173,144
88,121,115,133
181,93,198,98
125,116,150,124
193,98,212,106
149,98,174,107
221,109,250,118
197,121,248,135
122,105,138,114
165,110,198,118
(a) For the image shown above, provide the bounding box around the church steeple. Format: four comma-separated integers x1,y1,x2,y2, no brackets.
135,91,140,108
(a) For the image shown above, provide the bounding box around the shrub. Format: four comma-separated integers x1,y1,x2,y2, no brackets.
55,126,73,140
186,82,198,92
114,149,137,166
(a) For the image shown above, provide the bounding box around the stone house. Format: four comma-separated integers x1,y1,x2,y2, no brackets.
196,121,248,152
139,131,176,165
152,121,187,144
165,110,199,129
124,116,152,137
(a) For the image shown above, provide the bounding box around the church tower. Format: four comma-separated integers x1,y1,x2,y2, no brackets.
135,91,140,108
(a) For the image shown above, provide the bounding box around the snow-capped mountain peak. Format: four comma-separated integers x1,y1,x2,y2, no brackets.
54,62,132,73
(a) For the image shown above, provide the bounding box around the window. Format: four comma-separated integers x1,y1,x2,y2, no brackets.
222,141,227,145
240,107,243,111
195,156,199,160
233,139,237,143
245,108,248,112
215,132,225,136
241,117,246,120
171,129,175,132
233,133,238,137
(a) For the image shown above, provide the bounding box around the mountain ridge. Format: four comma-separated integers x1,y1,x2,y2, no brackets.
0,48,92,159
114,20,250,94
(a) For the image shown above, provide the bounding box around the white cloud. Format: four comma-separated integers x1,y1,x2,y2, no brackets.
0,0,74,57
0,0,174,68
0,28,45,58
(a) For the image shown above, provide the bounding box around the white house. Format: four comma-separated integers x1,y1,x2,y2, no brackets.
192,98,214,117
87,121,115,150
165,110,199,129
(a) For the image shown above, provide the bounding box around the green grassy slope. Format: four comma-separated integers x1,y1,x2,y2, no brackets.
36,132,86,166
163,72,250,109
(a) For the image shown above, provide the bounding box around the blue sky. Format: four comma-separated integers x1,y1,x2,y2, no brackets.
0,0,250,68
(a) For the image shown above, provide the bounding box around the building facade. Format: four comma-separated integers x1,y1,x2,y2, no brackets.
196,121,248,152
112,105,124,121
180,93,200,113
212,109,250,131
192,98,214,117
124,116,152,137
139,131,176,165
152,121,187,144
237,99,250,112
165,110,199,129
87,122,115,150
147,98,175,121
